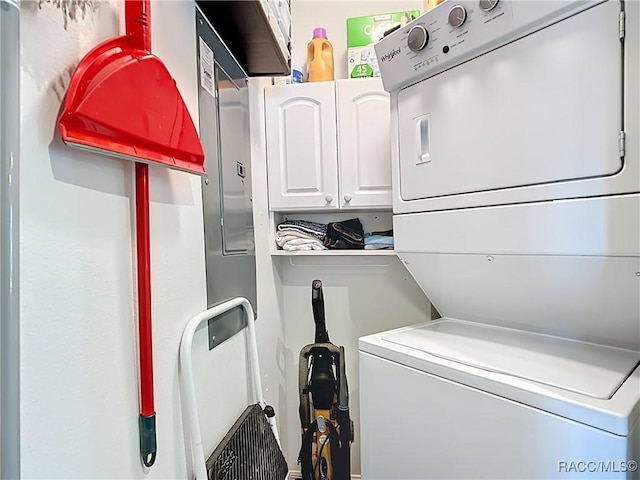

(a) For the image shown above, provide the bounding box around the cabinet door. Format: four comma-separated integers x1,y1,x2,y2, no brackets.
336,78,392,209
265,82,338,210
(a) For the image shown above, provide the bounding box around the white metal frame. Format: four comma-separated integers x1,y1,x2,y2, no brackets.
1,1,21,478
179,297,281,480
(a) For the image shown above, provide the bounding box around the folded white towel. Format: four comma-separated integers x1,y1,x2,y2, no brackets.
276,230,321,245
276,228,327,251
282,238,326,251
277,220,326,240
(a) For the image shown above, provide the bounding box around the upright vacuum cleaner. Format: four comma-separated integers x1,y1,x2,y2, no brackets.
298,280,352,480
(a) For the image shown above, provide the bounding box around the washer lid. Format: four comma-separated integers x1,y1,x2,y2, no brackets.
382,319,640,400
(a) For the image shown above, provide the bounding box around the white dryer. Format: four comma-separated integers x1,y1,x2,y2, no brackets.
360,1,640,478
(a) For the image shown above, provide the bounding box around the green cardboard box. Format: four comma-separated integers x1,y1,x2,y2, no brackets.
347,10,420,78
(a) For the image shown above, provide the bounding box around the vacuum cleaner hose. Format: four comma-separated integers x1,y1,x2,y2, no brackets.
312,280,330,344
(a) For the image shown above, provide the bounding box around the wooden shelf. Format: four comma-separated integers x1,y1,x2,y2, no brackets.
271,250,396,257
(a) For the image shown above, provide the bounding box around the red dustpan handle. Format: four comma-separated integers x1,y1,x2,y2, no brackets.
126,0,151,51
136,163,156,468
127,0,156,468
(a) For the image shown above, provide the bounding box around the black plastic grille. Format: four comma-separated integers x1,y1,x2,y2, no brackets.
207,404,288,480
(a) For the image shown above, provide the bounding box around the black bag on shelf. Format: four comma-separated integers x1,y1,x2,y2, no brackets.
324,218,364,250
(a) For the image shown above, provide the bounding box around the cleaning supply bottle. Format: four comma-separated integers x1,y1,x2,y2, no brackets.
307,27,334,82
291,54,306,83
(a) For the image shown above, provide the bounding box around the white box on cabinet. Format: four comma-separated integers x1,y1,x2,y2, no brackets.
265,78,391,211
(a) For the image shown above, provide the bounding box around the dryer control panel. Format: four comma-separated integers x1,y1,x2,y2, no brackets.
375,0,605,92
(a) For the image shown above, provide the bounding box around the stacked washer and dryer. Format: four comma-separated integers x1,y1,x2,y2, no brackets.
360,1,640,478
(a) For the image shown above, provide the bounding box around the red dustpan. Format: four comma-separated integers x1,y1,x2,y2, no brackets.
58,0,205,468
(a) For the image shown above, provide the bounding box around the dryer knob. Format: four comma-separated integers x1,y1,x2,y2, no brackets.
407,25,429,52
448,5,467,28
479,0,499,12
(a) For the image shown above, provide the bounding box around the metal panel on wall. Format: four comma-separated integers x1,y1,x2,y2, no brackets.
197,8,257,350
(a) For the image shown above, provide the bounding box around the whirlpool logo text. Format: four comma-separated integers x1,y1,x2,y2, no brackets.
380,47,401,63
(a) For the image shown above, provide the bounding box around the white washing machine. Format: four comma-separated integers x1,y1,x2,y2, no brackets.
360,1,640,478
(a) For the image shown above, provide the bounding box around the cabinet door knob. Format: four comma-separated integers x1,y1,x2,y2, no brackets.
325,194,333,203
343,193,352,203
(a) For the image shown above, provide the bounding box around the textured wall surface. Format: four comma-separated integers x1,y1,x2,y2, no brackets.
19,1,253,477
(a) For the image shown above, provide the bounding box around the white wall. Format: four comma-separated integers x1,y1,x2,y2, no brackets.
20,1,254,477
248,76,289,457
291,0,424,79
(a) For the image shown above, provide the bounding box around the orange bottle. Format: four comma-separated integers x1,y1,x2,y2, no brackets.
307,27,334,82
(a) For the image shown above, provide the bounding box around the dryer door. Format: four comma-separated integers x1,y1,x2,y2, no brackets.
397,1,623,202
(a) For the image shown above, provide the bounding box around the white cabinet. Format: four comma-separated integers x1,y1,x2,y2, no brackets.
336,79,392,209
265,82,339,210
265,78,391,211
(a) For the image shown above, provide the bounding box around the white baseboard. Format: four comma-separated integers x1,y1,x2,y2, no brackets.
287,472,360,480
